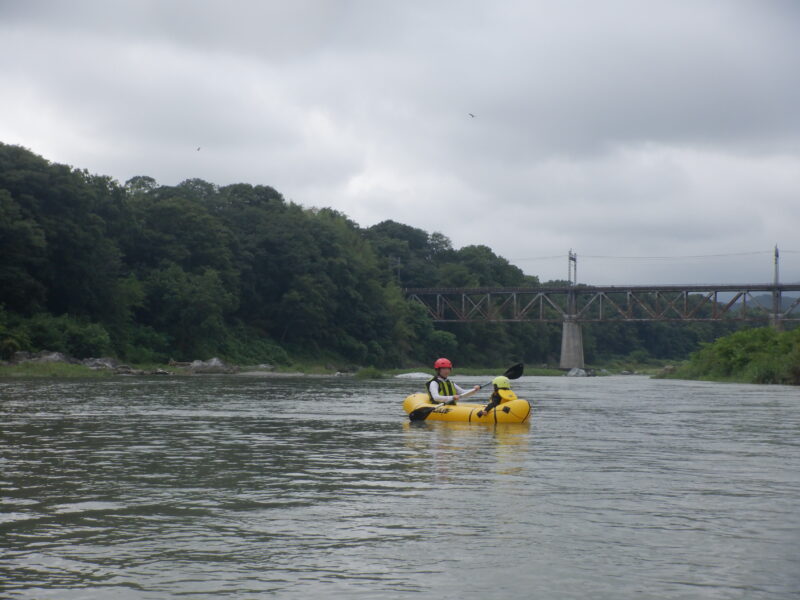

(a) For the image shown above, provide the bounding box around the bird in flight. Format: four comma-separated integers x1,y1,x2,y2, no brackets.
468,113,476,118
196,147,201,151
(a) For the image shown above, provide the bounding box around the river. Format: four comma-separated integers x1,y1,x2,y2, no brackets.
1,374,799,599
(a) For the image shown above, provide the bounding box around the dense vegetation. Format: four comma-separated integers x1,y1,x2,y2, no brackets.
661,327,800,385
0,142,762,368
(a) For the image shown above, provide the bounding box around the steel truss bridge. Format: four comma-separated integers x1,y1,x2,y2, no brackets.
405,284,800,323
405,284,800,369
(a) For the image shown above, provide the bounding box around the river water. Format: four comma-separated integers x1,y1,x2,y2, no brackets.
1,374,799,599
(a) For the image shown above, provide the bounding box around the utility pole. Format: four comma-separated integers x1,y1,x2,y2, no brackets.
772,245,782,331
568,249,577,286
774,245,780,286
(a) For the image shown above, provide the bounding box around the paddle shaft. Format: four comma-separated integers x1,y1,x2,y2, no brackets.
408,388,477,421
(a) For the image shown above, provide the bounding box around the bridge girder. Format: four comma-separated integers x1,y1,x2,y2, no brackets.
405,284,800,324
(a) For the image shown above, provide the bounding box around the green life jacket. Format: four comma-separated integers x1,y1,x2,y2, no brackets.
426,376,456,402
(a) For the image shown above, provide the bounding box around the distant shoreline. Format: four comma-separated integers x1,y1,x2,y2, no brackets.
0,361,615,379
1,351,663,379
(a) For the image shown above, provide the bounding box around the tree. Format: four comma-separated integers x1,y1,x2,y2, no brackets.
0,190,47,312
141,263,236,358
2,142,752,368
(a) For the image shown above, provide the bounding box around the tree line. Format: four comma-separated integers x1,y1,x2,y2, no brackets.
0,142,744,367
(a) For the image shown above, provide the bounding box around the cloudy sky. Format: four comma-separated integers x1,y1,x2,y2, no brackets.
2,0,799,285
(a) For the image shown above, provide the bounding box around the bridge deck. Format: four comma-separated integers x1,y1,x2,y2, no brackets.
405,284,800,323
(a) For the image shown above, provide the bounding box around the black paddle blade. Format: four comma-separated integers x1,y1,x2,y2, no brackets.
504,363,524,380
478,363,525,390
408,406,436,422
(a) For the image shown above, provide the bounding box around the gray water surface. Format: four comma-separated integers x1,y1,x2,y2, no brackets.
1,375,799,599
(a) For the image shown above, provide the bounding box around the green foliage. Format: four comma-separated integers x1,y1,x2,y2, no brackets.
16,313,112,358
218,327,290,366
0,190,47,312
627,349,652,364
670,327,800,384
141,263,237,359
0,306,29,359
355,366,383,379
426,329,459,359
121,324,172,364
1,142,787,372
0,361,113,378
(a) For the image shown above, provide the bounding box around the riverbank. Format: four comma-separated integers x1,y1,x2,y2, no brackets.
0,353,579,379
0,349,667,379
0,362,568,379
0,362,664,380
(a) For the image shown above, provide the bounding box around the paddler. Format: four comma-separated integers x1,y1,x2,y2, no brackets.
427,357,480,405
476,375,516,417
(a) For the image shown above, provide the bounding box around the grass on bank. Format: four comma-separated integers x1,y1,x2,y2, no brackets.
0,360,570,379
0,362,115,378
0,360,188,378
1,357,664,380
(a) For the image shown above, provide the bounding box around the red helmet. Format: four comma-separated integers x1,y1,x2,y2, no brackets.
433,357,453,369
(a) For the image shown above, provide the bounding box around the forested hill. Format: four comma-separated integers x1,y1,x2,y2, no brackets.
0,142,735,367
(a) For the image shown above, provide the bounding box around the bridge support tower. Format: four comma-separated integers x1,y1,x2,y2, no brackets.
559,318,584,370
559,285,585,369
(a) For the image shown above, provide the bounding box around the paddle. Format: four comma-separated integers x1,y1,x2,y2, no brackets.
478,362,523,389
408,363,524,422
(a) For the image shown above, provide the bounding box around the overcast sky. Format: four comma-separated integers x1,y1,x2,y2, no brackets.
2,0,799,285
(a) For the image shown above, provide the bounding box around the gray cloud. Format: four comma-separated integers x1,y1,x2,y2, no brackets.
1,0,799,285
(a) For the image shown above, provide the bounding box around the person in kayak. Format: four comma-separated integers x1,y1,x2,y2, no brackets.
427,358,480,405
476,375,516,417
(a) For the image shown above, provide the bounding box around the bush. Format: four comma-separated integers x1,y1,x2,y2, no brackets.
218,326,290,365
0,307,30,359
116,324,171,363
20,313,112,358
355,366,383,379
672,326,800,385
627,349,652,364
425,329,458,359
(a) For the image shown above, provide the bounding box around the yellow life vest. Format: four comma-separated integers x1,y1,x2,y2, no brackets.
426,377,456,402
497,389,517,403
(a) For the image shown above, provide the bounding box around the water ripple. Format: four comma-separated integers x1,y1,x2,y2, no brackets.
2,376,799,598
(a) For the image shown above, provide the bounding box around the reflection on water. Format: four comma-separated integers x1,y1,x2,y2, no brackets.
404,421,531,478
1,375,799,599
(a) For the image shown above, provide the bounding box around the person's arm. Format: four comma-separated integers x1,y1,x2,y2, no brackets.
453,382,480,400
477,391,501,416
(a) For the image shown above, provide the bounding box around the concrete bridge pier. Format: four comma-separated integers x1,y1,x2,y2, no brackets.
559,318,585,370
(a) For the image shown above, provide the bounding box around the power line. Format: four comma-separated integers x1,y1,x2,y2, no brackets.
512,250,791,262
509,254,565,261
581,251,773,261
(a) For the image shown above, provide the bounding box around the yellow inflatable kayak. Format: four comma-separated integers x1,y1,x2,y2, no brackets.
403,392,531,424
